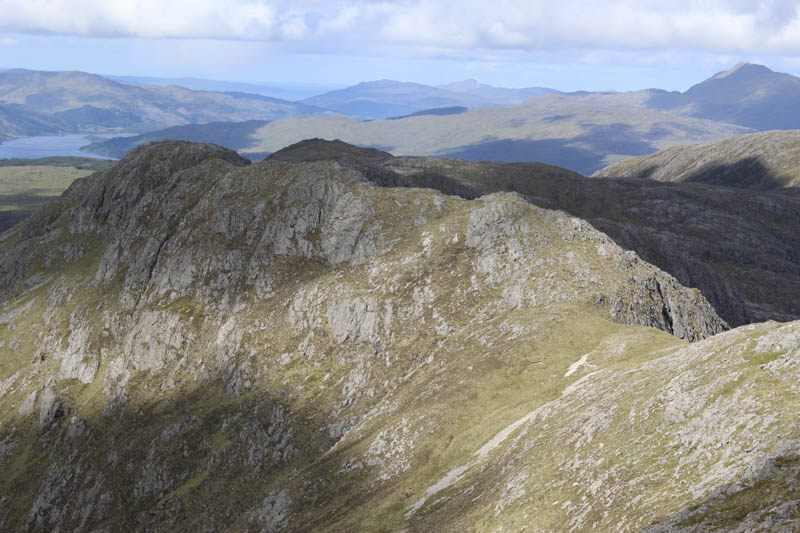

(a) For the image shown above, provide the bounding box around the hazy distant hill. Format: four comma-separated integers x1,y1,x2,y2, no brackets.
387,106,469,120
0,69,332,138
0,106,56,140
89,91,750,175
108,75,344,101
301,79,559,119
594,129,800,191
439,79,559,104
232,92,751,175
647,63,800,130
83,120,270,159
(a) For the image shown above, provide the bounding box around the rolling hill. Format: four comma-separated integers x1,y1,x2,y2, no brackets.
301,79,559,119
0,69,332,138
594,129,800,190
243,92,752,175
87,91,751,175
82,120,271,161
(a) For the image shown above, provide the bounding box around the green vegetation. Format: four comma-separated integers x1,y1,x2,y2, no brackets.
0,160,105,232
0,141,797,531
0,156,115,171
595,129,800,190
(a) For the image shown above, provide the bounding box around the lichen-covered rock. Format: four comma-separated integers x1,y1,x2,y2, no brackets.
0,140,786,533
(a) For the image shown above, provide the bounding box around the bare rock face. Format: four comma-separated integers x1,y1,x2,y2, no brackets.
375,154,800,327
0,140,788,533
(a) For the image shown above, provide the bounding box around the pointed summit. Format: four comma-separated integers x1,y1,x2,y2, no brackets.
708,62,773,81
647,62,800,130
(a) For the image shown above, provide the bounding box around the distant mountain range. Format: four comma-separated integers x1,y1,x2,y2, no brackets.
11,63,800,177
645,63,800,130
0,69,332,136
107,75,345,102
88,91,750,175
87,63,800,175
301,79,559,119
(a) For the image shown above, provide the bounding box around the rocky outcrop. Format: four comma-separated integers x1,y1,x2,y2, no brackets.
264,139,800,327
0,140,788,532
378,154,800,327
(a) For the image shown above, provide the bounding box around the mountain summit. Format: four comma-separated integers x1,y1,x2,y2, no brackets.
647,62,800,130
708,62,773,81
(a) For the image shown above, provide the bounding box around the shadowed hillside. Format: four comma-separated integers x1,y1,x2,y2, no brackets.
595,129,800,191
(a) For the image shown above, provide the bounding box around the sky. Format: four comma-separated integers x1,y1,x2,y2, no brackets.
2,0,800,94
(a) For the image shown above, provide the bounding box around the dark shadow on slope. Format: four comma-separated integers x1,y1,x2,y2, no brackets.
387,106,468,120
439,138,604,176
1,373,342,532
573,123,655,157
539,114,575,123
610,157,794,192
643,454,800,531
683,156,788,191
0,210,31,233
623,164,659,180
0,191,63,232
439,124,657,176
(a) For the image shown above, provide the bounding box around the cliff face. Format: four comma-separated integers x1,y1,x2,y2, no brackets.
342,150,799,328
0,141,734,531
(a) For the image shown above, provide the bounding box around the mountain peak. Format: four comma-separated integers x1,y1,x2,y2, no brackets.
439,79,487,92
267,138,394,163
709,62,773,81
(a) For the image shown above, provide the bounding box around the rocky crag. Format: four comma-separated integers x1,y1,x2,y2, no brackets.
269,139,800,327
0,141,797,531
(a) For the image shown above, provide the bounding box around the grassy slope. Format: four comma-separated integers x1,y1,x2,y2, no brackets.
594,129,800,190
0,159,110,232
0,145,740,532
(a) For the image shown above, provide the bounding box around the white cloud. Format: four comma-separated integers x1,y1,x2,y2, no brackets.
1,0,800,55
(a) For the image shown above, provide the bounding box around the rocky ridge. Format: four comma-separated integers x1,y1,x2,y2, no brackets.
267,140,800,328
0,141,749,531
